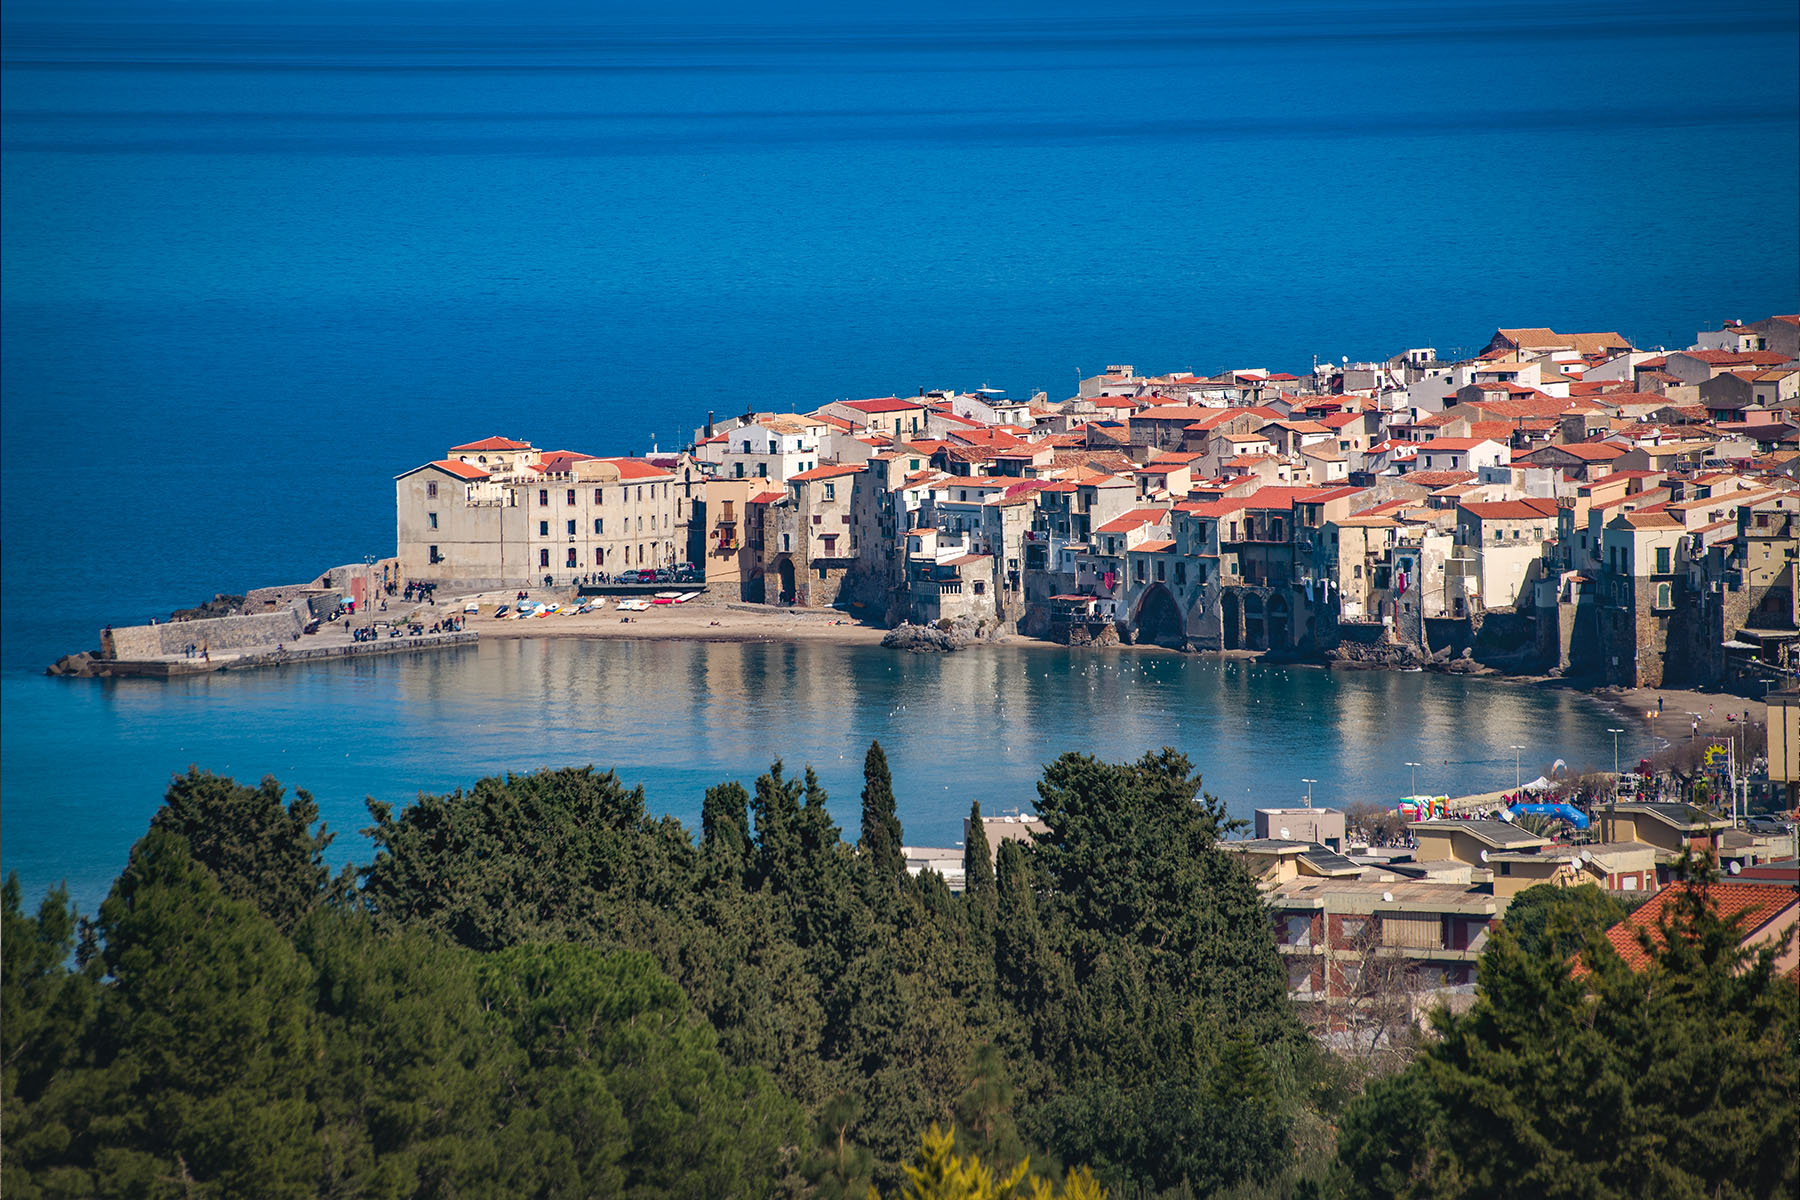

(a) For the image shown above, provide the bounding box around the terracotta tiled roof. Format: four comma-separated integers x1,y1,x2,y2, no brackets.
409,459,489,480
789,463,865,483
1597,881,1797,973
448,435,532,452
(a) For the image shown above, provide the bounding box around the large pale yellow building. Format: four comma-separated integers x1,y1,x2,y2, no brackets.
395,437,683,588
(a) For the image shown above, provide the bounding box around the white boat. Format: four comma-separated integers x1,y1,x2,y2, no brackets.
674,592,702,604
655,592,683,600
617,598,651,612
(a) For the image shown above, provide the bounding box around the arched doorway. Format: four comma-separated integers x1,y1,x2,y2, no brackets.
1243,592,1266,650
1267,593,1290,648
1221,591,1241,650
776,557,796,605
1134,584,1185,647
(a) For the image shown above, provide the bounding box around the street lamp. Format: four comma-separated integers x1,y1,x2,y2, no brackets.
1301,778,1317,809
1606,728,1625,844
1405,761,1422,797
1511,745,1525,791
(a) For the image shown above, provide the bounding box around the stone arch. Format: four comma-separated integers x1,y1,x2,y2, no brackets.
1243,591,1266,651
1220,591,1241,650
1133,584,1185,648
775,556,796,604
1268,592,1291,648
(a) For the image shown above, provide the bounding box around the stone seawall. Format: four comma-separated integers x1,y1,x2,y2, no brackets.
86,631,478,677
103,608,304,659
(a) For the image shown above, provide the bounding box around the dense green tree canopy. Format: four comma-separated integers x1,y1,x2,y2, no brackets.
1335,879,1800,1199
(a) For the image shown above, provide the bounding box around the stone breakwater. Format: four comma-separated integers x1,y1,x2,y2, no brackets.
49,631,478,678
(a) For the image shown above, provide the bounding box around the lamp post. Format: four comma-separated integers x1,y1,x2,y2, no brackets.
1405,761,1422,797
1301,778,1317,809
1511,745,1525,792
1606,728,1624,843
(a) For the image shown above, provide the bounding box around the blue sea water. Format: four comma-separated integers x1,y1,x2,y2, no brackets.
1,0,1793,911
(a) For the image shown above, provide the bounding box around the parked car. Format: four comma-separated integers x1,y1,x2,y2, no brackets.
1746,817,1792,835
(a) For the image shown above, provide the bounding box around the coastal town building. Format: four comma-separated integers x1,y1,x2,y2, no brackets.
396,309,1794,687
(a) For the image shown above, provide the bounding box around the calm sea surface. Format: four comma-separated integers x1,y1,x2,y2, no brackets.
3,638,1655,917
0,1,1791,909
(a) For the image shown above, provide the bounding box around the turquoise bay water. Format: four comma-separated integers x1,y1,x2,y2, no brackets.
2,639,1651,917
0,2,1789,909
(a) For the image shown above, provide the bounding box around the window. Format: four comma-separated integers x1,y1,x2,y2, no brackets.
594,488,604,504
742,441,752,454
637,516,643,532
1175,562,1186,586
538,521,549,536
566,489,576,506
426,481,438,499
973,580,985,595
566,548,577,567
566,520,576,535
538,489,549,507
757,463,768,478
1657,582,1672,610
595,548,604,565
1133,560,1145,581
427,512,438,530
538,549,550,567
594,518,604,534
428,545,441,564
636,486,643,501
824,482,836,501
735,463,744,478
822,534,838,556
1155,560,1165,582
1655,546,1671,574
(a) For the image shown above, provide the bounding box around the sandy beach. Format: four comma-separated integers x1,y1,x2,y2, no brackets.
458,592,890,646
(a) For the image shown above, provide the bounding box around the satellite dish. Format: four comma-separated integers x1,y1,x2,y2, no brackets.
1479,849,1490,863
1728,861,1741,875
1382,892,1394,903
1498,809,1514,822
1279,827,1291,840
1579,849,1592,864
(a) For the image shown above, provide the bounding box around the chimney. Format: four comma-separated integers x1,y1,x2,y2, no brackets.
705,411,715,438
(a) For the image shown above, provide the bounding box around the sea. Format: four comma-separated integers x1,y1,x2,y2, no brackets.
2,0,1795,915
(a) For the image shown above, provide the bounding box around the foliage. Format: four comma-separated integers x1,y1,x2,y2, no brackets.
876,1123,1107,1200
151,767,337,931
5,743,1318,1197
1498,882,1628,960
1334,876,1800,1199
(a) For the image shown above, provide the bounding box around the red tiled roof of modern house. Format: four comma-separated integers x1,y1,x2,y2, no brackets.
1592,882,1798,974
1319,412,1364,428
448,435,533,452
749,490,787,505
789,463,866,483
1132,539,1178,553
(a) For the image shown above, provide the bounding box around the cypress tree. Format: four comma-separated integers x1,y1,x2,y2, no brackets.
963,800,996,899
858,741,904,882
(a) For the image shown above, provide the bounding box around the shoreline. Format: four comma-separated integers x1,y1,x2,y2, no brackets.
60,589,1776,735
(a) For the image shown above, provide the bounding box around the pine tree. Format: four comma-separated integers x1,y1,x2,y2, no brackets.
152,768,335,932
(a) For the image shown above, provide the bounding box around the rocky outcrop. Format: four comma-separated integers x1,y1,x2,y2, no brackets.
1327,639,1492,674
881,615,999,653
46,651,103,678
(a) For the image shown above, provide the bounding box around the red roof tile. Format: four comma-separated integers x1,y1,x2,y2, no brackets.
448,435,532,452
